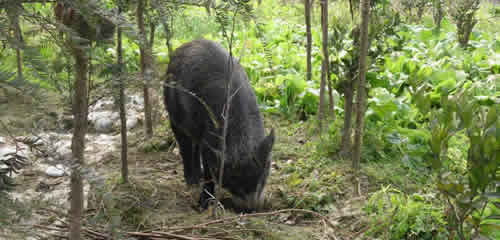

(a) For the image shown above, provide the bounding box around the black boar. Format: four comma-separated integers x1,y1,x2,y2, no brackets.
164,39,275,211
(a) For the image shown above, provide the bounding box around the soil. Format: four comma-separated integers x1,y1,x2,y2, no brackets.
0,90,373,240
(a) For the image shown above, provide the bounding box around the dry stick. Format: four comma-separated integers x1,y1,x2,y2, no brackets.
128,231,217,240
33,224,66,232
32,224,108,240
182,208,335,229
84,227,109,239
135,209,335,239
205,228,266,238
35,209,335,240
39,207,69,218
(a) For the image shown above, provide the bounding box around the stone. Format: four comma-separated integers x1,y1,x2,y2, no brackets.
0,146,17,160
95,118,114,133
126,116,138,129
129,95,144,106
45,164,65,177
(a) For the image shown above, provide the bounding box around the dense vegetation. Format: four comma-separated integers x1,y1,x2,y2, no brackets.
0,0,499,239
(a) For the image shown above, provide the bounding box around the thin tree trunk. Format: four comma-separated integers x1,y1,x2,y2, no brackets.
15,18,23,81
352,0,371,197
305,0,312,82
433,0,444,30
319,0,331,131
16,49,23,80
68,42,89,240
137,0,153,139
149,22,157,124
87,44,92,108
117,6,128,184
340,80,353,155
163,20,173,57
150,22,156,48
328,83,335,119
8,3,23,80
318,61,326,132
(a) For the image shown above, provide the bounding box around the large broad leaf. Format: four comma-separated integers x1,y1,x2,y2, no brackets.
414,86,432,114
457,100,474,129
368,88,399,120
489,54,500,74
486,106,498,128
474,96,497,106
435,78,456,95
437,180,464,196
397,127,430,141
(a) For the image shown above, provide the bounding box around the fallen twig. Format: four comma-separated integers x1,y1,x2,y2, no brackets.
33,208,336,240
128,231,217,240
189,208,336,229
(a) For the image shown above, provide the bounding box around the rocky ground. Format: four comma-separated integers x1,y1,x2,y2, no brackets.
1,90,368,240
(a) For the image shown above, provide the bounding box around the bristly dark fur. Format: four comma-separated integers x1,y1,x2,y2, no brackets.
164,39,275,211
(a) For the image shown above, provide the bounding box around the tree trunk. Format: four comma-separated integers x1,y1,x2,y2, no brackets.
352,0,371,197
318,0,329,132
327,72,335,121
117,5,128,184
7,3,23,80
16,49,23,80
305,0,312,82
163,20,173,57
87,44,92,108
68,42,89,240
137,0,154,139
150,22,156,48
318,62,326,132
149,22,158,124
340,80,354,155
433,0,444,30
324,0,334,121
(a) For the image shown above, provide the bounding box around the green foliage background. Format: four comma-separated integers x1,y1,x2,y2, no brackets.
0,0,499,239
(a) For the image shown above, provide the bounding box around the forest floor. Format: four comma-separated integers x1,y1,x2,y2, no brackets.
1,89,381,240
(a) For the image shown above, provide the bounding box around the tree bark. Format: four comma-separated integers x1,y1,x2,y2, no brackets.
327,73,334,120
7,2,24,80
117,5,128,184
433,0,444,30
137,0,154,139
318,0,329,132
304,0,312,82
163,20,173,57
15,49,23,81
68,41,89,240
340,79,354,155
16,48,23,80
318,63,326,132
352,0,370,197
150,22,156,48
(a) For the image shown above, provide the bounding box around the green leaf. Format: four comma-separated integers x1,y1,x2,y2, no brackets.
474,96,496,106
486,106,498,128
415,89,431,114
431,131,441,155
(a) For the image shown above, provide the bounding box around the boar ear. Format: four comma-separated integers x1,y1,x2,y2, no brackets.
256,129,275,164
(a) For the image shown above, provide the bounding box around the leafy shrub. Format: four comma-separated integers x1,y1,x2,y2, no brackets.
279,151,345,211
364,186,448,240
